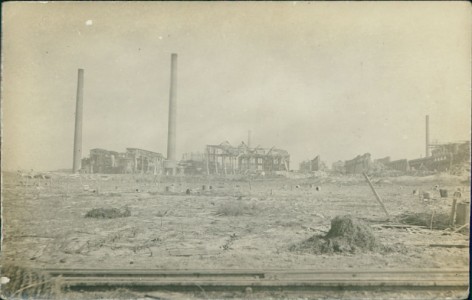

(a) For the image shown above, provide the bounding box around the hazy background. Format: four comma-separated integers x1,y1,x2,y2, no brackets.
2,2,470,172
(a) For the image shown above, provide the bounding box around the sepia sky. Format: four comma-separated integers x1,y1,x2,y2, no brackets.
2,2,471,171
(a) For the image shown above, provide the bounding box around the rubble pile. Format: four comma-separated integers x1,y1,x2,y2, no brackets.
290,215,386,254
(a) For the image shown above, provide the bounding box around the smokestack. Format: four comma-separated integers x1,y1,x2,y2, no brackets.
167,53,178,165
248,130,252,148
425,115,430,157
72,69,84,173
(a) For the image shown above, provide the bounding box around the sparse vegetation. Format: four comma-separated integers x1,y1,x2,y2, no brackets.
216,201,257,216
85,207,131,219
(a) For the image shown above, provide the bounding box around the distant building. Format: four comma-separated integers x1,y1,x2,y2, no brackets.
409,141,470,172
181,152,205,162
386,159,410,172
331,160,345,173
344,153,372,174
300,155,324,173
81,148,164,174
180,152,205,175
374,157,391,165
205,141,290,175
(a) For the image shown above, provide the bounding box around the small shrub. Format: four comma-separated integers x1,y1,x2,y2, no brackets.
85,207,131,219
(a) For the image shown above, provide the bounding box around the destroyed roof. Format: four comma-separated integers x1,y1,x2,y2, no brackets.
206,142,289,158
90,148,120,155
126,148,164,157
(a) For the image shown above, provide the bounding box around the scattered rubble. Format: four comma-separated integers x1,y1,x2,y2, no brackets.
290,215,399,254
0,264,60,299
397,211,451,230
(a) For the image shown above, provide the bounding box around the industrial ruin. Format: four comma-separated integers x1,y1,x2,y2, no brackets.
326,140,470,176
3,4,470,299
81,148,165,174
299,155,325,173
205,141,290,175
3,56,470,300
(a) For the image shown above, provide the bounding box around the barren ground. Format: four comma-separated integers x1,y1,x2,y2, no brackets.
1,171,470,298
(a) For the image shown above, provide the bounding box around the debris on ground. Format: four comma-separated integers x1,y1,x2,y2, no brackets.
85,207,131,219
397,211,450,230
290,215,400,254
0,264,60,299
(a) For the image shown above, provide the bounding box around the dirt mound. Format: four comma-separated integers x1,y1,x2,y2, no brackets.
0,264,60,298
85,207,131,219
397,211,450,230
290,215,387,254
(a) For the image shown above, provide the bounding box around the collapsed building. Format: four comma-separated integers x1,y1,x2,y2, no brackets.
299,155,325,173
344,153,372,174
205,141,290,175
386,159,410,172
331,160,345,173
409,141,470,172
81,148,165,174
373,156,409,172
374,157,391,166
352,141,470,174
180,152,205,175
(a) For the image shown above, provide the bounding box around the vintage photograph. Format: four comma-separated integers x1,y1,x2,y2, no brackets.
1,2,470,299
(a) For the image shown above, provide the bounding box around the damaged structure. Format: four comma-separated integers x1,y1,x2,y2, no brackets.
385,159,410,172
409,141,470,172
373,157,410,172
344,153,372,174
81,148,164,174
180,152,205,175
205,141,290,175
342,141,469,175
299,155,325,173
331,161,345,173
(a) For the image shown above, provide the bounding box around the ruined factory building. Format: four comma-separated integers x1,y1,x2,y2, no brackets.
338,141,470,175
81,148,165,174
206,141,290,175
409,141,470,172
299,155,326,173
344,153,372,174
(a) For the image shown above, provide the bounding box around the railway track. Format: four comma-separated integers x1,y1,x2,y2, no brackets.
43,268,469,293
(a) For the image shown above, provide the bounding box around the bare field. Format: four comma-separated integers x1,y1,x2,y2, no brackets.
2,171,469,273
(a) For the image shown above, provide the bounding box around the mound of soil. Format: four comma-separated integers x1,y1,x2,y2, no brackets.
397,211,450,230
290,215,387,254
85,207,131,219
0,264,60,298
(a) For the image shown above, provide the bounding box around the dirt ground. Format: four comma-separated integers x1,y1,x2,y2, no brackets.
1,171,470,297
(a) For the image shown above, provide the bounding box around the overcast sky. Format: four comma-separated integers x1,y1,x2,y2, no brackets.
2,2,470,171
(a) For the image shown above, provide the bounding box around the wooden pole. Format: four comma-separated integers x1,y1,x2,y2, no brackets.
430,210,435,230
205,147,210,175
362,172,390,219
223,156,227,175
450,198,457,226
